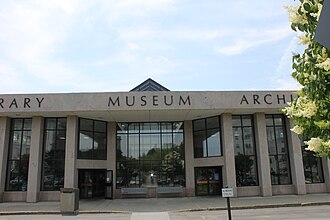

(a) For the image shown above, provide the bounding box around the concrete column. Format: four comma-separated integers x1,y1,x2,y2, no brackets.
107,122,116,195
254,113,272,196
64,116,78,188
27,117,44,202
184,120,195,196
0,117,10,202
221,113,237,196
322,157,330,192
286,118,306,195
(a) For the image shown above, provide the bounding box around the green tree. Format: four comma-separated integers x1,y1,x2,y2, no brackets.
283,0,330,158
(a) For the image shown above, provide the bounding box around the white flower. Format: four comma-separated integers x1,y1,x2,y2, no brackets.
323,140,330,149
305,138,323,152
298,35,311,45
316,58,330,71
290,125,304,135
295,96,318,118
285,5,308,24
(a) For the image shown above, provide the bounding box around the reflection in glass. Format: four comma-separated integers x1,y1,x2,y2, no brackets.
78,118,107,160
232,115,258,187
6,118,32,191
266,114,291,185
193,116,221,158
116,122,185,188
195,167,222,196
301,141,324,184
41,118,66,191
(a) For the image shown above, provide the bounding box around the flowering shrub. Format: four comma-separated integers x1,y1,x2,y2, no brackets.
283,0,330,158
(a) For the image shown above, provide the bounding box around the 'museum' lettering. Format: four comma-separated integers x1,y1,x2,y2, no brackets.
108,95,191,108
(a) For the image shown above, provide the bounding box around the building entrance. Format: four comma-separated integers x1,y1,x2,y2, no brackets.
78,169,106,199
195,167,222,196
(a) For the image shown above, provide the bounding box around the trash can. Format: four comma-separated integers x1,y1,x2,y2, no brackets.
60,188,79,215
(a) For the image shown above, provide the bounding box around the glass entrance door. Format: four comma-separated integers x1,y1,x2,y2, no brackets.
78,169,106,199
195,167,222,196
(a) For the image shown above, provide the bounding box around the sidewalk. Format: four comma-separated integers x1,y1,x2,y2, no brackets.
0,193,329,215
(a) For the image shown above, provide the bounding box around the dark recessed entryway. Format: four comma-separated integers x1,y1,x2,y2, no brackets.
78,169,106,199
195,166,222,196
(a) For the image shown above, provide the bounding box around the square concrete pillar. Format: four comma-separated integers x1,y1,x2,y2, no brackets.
107,122,116,198
184,120,195,196
64,116,78,188
254,113,272,196
27,116,44,202
286,118,306,195
221,113,237,196
322,157,330,192
0,117,10,202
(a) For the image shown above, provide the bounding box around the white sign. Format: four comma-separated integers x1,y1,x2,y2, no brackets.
222,188,234,198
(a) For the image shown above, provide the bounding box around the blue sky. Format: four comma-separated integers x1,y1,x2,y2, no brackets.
0,0,302,93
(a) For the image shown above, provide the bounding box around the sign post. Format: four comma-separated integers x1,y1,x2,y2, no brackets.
222,187,234,220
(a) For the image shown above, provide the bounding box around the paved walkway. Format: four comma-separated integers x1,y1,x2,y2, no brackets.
0,193,329,215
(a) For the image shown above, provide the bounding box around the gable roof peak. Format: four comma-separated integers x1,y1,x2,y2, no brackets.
130,78,170,92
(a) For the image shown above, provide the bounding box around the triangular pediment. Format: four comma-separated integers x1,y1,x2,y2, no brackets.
130,78,170,92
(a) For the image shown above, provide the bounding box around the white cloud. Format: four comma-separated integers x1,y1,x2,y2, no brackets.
216,26,293,56
0,1,92,92
272,36,304,90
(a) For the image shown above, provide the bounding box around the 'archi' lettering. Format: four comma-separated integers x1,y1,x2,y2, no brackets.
240,94,294,105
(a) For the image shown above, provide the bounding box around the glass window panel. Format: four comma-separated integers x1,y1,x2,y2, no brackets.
6,160,20,191
128,123,139,133
233,127,243,155
12,119,23,130
23,119,32,130
232,116,241,126
117,123,128,134
235,155,257,186
117,134,128,159
128,134,139,159
242,115,252,126
46,118,57,130
173,133,184,158
274,116,283,126
93,132,107,160
266,127,277,155
194,131,206,158
265,116,274,126
57,130,66,147
57,118,67,130
79,131,93,153
173,122,183,133
141,123,159,133
243,127,255,155
94,121,106,133
44,130,56,155
140,134,161,160
275,127,287,154
116,122,185,188
162,134,172,155
207,129,221,156
269,156,279,185
80,119,93,131
206,117,219,129
9,131,22,160
21,131,31,159
193,119,205,131
161,123,172,133
278,155,291,184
